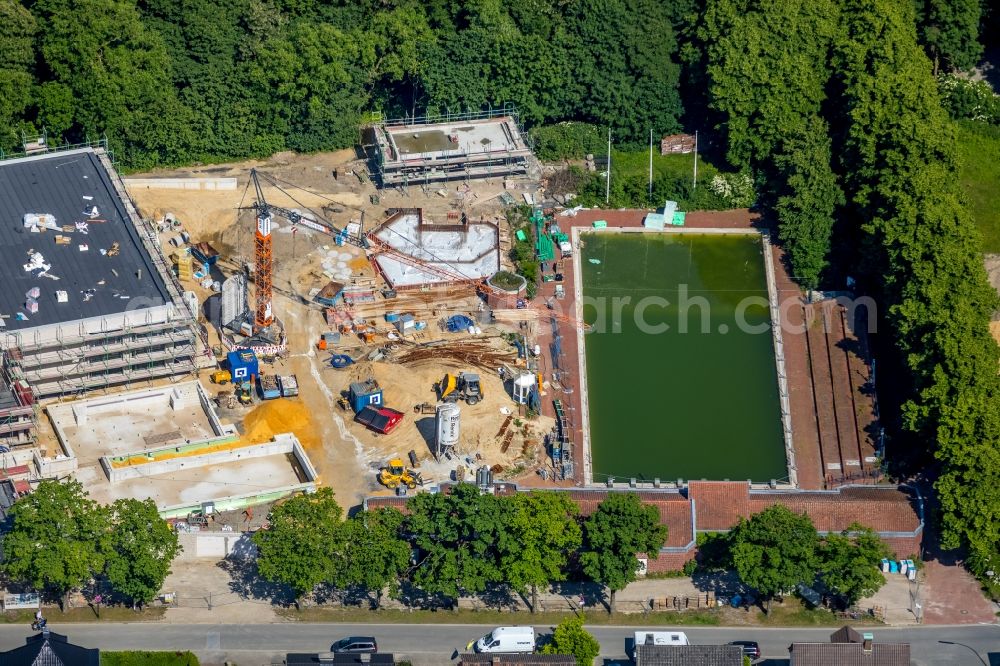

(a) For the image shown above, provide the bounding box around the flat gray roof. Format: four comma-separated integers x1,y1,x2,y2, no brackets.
0,148,170,332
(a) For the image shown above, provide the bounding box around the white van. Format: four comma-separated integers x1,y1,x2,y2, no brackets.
472,626,536,653
631,631,689,655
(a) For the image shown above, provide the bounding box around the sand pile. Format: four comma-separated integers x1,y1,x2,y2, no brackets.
240,398,322,451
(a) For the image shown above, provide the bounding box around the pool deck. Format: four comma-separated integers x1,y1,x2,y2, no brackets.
524,208,880,492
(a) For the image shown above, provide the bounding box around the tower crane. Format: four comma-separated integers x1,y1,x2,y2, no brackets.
246,169,367,331
243,169,592,333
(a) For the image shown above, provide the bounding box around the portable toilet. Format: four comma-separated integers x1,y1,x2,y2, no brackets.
226,349,259,383
348,378,383,413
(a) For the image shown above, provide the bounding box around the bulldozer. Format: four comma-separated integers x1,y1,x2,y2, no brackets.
436,372,483,405
378,459,423,489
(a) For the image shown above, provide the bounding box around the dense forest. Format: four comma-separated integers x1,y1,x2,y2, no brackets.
0,0,692,167
2,0,1000,587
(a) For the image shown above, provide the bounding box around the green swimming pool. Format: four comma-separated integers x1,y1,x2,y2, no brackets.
581,232,787,483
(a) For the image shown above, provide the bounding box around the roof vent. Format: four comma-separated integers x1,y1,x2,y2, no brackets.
862,632,874,653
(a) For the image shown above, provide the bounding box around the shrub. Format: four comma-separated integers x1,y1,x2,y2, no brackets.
530,122,605,160
938,75,1000,124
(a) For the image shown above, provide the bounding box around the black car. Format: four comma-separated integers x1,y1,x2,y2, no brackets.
730,640,760,660
332,636,378,654
554,273,564,282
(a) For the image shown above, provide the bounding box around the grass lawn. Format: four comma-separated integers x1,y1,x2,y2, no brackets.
955,120,1000,252
609,149,719,184
0,606,165,623
103,651,199,665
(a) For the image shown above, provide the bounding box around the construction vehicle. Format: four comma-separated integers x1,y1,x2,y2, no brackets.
210,369,231,385
236,381,254,405
437,372,483,405
378,459,422,489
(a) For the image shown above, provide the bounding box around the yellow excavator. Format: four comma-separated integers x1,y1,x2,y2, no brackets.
378,459,422,489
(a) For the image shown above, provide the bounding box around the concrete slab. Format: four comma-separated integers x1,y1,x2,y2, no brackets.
386,118,524,158
85,452,306,508
46,382,220,466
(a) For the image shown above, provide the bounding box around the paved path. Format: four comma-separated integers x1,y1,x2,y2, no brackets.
0,622,996,665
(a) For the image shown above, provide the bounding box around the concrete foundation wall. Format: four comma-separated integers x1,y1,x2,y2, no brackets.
101,434,301,483
160,482,316,520
34,449,77,476
124,178,237,191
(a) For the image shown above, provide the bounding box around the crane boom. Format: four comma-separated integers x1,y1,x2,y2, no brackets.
248,169,369,331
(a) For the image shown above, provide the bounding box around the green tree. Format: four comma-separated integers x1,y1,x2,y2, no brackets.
772,116,844,289
914,0,984,73
818,526,890,608
701,0,840,168
580,492,667,613
0,0,37,153
34,0,194,167
0,480,107,609
497,491,582,612
252,488,343,606
541,616,600,666
406,483,504,604
834,0,1000,571
332,508,410,609
105,498,181,608
728,505,819,613
701,0,841,288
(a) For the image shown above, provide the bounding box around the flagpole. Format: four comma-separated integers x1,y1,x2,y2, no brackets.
648,128,653,200
605,127,611,204
693,131,699,190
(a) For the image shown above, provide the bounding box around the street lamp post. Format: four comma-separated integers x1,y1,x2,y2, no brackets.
938,640,988,665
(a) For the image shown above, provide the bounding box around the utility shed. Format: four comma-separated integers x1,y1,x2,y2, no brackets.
348,379,383,413
226,349,259,382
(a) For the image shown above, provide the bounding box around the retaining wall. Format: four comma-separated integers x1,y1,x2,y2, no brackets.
100,432,309,483
123,177,237,191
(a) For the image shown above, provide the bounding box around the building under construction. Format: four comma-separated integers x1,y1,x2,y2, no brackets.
369,208,500,289
0,146,199,408
371,110,533,187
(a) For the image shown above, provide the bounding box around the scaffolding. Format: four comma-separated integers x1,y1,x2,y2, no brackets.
370,107,534,188
0,349,37,448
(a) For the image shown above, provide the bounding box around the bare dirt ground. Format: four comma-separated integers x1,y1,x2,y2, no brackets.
985,255,1000,341
129,149,546,507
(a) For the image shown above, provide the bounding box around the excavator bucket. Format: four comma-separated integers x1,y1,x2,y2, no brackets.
439,374,458,400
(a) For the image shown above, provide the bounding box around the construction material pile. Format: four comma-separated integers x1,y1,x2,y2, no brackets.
392,337,516,370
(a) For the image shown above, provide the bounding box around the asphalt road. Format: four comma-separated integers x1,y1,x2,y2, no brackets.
0,622,996,665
